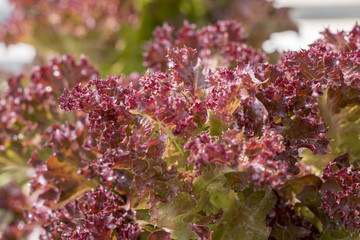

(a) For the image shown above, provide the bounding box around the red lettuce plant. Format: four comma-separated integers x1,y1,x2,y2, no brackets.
0,0,296,74
0,55,99,165
1,21,360,239
144,21,266,72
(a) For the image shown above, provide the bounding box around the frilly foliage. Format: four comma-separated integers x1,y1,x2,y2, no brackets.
1,20,360,239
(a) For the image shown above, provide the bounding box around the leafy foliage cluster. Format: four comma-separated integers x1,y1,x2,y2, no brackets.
1,5,360,240
0,0,296,74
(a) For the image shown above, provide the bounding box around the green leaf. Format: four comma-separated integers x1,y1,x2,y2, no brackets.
212,189,277,240
296,185,322,217
300,148,333,174
193,164,232,194
135,209,151,221
319,228,359,240
224,171,249,192
279,174,323,199
206,110,230,136
319,89,360,162
149,192,197,240
193,164,236,216
294,202,323,232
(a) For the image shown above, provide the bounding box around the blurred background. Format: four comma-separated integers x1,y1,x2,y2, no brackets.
265,0,360,52
0,0,35,73
0,0,360,77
